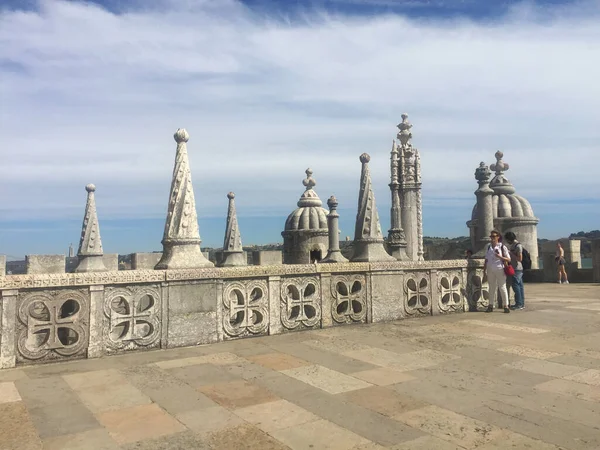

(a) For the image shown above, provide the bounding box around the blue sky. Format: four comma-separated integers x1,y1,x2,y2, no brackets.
1,0,599,259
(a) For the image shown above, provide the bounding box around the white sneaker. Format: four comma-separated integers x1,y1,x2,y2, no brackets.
557,281,562,284
564,280,569,284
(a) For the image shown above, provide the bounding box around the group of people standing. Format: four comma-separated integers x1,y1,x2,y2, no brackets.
483,230,525,313
481,233,570,313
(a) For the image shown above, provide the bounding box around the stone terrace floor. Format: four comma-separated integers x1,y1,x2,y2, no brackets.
1,284,600,450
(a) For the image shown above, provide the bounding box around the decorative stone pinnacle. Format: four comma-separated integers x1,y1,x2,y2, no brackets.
303,168,316,190
327,195,338,211
490,150,509,175
396,113,413,147
74,183,107,273
297,168,322,208
351,153,395,262
220,191,245,267
475,162,492,183
174,128,189,143
155,128,213,269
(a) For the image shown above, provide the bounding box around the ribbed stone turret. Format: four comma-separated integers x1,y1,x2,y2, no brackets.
74,184,107,273
467,150,540,268
282,169,329,264
155,129,213,269
351,154,395,262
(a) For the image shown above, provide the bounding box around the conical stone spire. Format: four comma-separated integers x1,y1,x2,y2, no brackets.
155,129,213,269
74,184,107,272
219,192,246,267
351,153,395,262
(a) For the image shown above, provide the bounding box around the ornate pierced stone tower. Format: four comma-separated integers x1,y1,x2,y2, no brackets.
282,169,329,264
351,153,395,262
74,184,107,273
390,114,424,261
155,129,213,269
219,192,246,267
467,151,540,267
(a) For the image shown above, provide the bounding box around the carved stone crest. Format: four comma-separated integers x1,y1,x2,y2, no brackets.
438,271,463,313
280,277,321,330
16,289,89,363
404,272,431,316
330,275,367,324
104,285,161,352
222,280,269,338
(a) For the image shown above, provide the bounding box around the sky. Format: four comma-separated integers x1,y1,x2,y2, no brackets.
1,0,599,259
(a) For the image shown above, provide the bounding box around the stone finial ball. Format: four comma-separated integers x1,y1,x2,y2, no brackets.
227,192,235,199
174,128,189,143
495,150,504,160
85,184,96,193
327,195,338,208
401,113,408,120
360,153,371,164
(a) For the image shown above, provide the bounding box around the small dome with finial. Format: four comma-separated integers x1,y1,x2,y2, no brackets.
360,153,371,164
174,128,189,143
85,184,96,193
284,169,328,232
471,151,537,221
227,192,235,200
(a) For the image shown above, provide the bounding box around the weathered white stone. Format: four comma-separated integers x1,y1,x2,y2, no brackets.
252,251,282,266
0,290,18,369
26,255,65,274
166,281,218,347
102,254,119,271
131,253,162,270
155,129,213,270
0,255,5,277
592,239,600,283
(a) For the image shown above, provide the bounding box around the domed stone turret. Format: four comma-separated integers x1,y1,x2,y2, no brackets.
467,151,539,267
282,169,329,264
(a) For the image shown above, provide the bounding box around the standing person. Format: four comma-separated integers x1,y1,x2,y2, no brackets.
484,230,511,313
556,242,569,284
504,231,525,310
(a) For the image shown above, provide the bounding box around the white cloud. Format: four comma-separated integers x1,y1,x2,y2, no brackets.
0,0,599,238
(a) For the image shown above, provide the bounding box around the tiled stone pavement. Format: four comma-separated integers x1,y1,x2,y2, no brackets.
1,283,600,450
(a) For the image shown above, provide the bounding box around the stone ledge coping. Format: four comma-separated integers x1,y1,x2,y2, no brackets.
0,260,469,290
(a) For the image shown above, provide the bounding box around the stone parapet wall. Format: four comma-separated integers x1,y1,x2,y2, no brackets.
0,260,481,369
593,240,600,283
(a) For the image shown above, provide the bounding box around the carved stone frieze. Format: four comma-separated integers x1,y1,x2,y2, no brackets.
16,289,89,364
222,280,269,338
438,271,464,313
280,277,321,330
466,268,490,311
369,260,467,272
1,270,165,290
404,272,431,316
330,274,367,324
104,285,161,352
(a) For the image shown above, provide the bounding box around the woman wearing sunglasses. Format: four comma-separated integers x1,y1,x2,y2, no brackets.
483,230,511,313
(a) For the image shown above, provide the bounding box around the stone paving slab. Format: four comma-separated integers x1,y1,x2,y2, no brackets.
1,283,600,449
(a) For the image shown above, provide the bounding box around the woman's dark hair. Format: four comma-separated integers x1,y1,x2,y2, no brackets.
504,231,516,242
